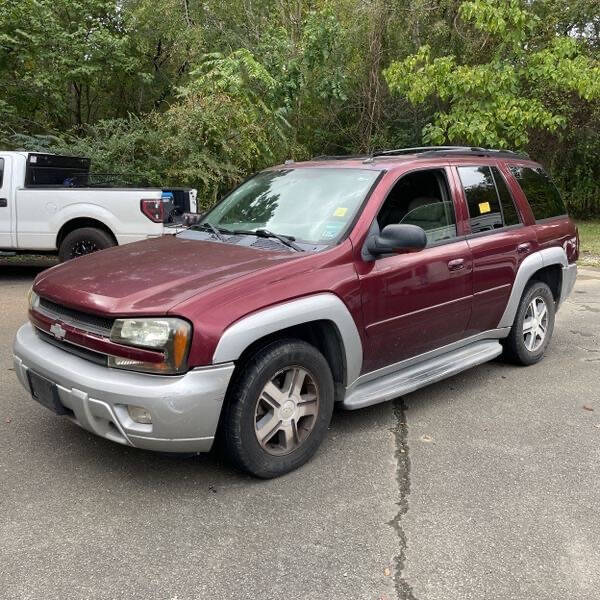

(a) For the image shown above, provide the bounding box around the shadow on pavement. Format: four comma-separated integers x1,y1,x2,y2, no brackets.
18,399,391,490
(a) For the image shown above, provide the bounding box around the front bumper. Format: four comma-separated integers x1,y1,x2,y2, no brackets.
13,323,234,453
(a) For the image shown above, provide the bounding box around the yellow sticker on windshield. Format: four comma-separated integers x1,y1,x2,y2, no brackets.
479,202,491,214
333,207,348,217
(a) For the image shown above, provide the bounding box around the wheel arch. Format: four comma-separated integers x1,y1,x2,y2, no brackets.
498,247,567,328
212,294,363,394
56,217,117,249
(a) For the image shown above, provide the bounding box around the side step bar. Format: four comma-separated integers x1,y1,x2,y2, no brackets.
342,340,503,410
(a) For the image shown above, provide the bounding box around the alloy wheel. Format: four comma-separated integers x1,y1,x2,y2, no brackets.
254,366,320,456
523,296,548,352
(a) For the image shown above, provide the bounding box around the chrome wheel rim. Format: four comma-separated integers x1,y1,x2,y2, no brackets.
254,366,319,456
523,296,548,352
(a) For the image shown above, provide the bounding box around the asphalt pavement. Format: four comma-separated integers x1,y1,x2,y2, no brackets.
1,260,599,600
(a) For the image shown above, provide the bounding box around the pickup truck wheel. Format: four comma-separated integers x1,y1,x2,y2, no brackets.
58,227,115,261
503,280,555,366
221,339,335,478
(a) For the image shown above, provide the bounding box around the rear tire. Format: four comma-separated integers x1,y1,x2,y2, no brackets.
221,339,335,478
58,227,115,262
503,280,555,366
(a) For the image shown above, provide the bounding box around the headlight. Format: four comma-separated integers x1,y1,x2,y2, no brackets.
28,288,40,310
109,317,192,374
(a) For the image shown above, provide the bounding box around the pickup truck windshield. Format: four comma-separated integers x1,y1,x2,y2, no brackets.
204,168,380,244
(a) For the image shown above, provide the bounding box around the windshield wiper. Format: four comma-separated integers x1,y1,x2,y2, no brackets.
234,228,304,252
191,222,232,241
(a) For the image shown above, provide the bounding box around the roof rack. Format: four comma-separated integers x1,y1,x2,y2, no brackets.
371,146,529,159
310,146,530,162
311,153,369,161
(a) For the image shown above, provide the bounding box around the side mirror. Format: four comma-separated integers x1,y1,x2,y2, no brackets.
366,224,427,257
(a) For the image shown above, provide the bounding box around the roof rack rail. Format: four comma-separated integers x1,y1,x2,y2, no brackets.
372,146,529,159
310,146,530,162
374,146,470,156
311,153,369,161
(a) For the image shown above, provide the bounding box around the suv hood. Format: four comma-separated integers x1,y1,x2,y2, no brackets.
33,236,299,315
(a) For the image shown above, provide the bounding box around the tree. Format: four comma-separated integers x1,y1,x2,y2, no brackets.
384,0,600,149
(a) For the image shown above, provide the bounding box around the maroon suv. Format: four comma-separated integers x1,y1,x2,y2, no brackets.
13,146,578,477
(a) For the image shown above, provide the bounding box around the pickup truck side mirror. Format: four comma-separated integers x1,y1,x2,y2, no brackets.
365,224,427,257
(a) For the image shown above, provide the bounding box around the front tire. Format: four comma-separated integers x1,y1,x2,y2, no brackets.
58,227,115,262
503,280,555,366
221,339,335,478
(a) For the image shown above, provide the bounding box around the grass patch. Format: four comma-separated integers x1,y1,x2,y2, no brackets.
577,221,600,268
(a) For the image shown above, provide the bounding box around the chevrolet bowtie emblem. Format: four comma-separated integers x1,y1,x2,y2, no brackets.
50,323,66,340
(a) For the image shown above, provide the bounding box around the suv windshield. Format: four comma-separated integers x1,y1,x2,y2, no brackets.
203,168,380,244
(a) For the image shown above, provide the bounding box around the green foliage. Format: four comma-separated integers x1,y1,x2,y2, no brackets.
1,0,599,215
384,1,599,149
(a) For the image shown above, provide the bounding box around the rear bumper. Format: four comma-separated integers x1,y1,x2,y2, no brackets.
559,263,577,307
13,323,234,453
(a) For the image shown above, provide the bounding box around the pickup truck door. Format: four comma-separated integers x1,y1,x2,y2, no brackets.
0,155,13,248
357,166,473,374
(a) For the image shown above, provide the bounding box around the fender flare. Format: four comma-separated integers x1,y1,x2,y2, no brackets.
497,247,568,329
212,293,363,385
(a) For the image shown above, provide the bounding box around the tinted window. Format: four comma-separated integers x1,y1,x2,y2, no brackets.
458,166,503,233
491,167,520,226
0,158,3,187
509,166,566,220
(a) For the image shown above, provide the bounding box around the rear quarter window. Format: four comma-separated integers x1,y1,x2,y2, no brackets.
509,166,566,221
0,158,4,186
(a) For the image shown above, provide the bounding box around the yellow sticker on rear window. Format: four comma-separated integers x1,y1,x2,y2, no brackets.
479,202,491,214
333,207,348,217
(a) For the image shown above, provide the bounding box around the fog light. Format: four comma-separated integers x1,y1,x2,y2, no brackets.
127,405,152,424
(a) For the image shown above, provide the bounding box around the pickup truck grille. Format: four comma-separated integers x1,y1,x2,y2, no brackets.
37,297,113,337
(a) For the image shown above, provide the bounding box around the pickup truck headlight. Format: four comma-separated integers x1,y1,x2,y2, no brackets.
109,317,191,374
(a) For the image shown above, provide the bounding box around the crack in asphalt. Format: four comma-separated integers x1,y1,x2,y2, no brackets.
388,398,418,600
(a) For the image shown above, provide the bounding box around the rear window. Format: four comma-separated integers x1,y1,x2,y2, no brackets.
0,158,4,186
509,166,566,220
458,166,522,233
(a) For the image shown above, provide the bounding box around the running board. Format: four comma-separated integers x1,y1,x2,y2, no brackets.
342,340,503,410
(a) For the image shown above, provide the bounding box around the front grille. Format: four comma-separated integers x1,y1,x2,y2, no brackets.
38,297,113,336
36,329,108,366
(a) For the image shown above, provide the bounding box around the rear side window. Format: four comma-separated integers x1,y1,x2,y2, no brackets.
0,158,4,186
458,166,522,233
509,166,566,220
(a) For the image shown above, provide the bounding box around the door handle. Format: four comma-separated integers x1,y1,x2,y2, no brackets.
517,242,531,254
448,258,465,271
0,198,7,207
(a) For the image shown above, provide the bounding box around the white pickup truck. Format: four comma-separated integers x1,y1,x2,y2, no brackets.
0,151,196,261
